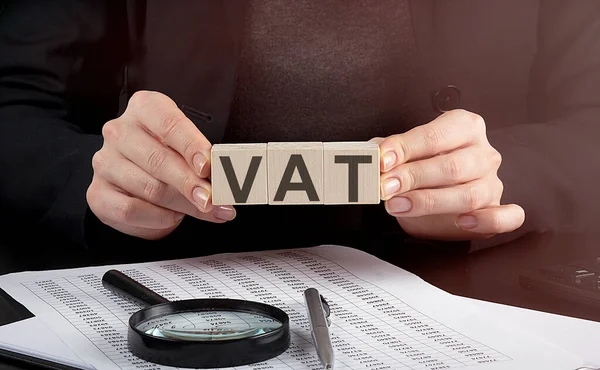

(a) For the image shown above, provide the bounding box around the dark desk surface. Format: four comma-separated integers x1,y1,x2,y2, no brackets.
1,231,599,369
400,231,600,323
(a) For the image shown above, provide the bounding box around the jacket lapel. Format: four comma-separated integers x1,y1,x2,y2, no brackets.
128,0,248,144
407,0,442,96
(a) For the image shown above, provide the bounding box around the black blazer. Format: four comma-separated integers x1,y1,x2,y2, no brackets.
1,1,599,263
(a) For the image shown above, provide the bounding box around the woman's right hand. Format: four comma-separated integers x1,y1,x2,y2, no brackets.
86,90,236,240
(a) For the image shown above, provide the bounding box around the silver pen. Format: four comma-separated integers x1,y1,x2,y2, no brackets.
304,288,335,370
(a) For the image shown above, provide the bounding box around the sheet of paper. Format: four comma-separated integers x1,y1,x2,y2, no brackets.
463,297,600,366
0,317,96,370
0,245,591,370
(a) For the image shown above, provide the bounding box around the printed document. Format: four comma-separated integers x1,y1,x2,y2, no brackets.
0,245,592,369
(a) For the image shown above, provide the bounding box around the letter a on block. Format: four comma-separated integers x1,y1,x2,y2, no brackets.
323,142,380,204
268,142,324,204
211,143,268,205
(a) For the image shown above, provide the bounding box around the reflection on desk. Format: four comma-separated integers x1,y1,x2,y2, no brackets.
400,231,600,323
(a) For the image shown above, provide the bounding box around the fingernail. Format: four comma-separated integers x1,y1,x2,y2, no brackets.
214,206,236,221
381,178,400,198
193,153,208,175
382,151,397,171
193,186,210,211
388,197,412,213
456,215,478,229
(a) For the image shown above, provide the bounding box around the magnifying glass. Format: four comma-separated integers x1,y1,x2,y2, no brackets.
101,269,290,368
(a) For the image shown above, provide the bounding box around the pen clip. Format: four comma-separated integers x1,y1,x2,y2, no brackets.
320,294,331,327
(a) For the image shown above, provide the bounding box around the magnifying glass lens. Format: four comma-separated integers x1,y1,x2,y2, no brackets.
102,270,290,368
135,310,283,341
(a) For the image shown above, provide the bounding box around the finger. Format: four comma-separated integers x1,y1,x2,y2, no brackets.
115,122,213,213
384,176,501,217
455,204,525,234
379,109,487,172
198,205,238,224
88,178,185,230
126,91,212,178
380,145,500,200
93,151,236,222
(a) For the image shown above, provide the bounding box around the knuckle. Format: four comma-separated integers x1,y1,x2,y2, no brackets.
115,200,135,223
490,149,502,167
91,151,105,172
179,171,197,196
444,108,466,120
463,186,482,211
393,136,410,161
85,181,100,207
445,157,464,182
101,120,120,140
129,90,176,114
496,178,505,198
451,109,486,133
129,90,154,110
146,148,169,174
469,112,486,132
422,191,437,214
157,113,184,140
403,166,420,191
181,137,199,162
422,127,443,153
143,178,167,204
447,108,470,122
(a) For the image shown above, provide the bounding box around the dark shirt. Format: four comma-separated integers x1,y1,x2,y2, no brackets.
218,0,429,255
225,0,429,143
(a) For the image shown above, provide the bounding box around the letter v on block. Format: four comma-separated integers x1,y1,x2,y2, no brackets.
211,144,268,205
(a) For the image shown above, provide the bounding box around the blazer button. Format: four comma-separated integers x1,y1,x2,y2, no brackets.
433,85,460,112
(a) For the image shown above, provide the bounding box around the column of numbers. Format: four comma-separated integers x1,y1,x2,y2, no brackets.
264,253,429,369
273,250,512,368
23,278,164,370
272,252,467,369
313,259,511,366
233,255,408,370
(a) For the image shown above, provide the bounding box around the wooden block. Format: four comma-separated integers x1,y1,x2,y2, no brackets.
267,142,324,204
323,142,380,204
210,143,268,205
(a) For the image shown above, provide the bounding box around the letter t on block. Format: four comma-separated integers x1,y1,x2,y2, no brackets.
211,143,268,205
323,142,380,204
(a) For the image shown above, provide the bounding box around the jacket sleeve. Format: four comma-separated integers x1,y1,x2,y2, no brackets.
0,1,128,249
471,0,600,251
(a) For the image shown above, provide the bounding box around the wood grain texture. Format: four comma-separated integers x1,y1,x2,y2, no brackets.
267,142,324,204
323,142,380,204
210,143,268,205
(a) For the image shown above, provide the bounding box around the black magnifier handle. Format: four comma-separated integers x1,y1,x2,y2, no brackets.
102,269,169,306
